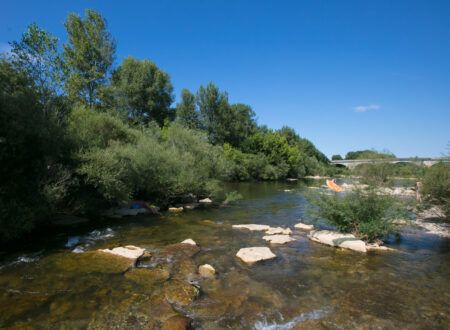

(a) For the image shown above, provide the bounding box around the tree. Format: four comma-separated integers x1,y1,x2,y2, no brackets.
332,154,343,160
225,103,256,148
64,9,116,107
196,82,229,144
110,56,173,125
0,60,65,242
9,23,65,116
176,89,201,129
10,23,64,98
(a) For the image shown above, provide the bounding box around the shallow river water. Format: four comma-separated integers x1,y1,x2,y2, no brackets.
0,181,449,329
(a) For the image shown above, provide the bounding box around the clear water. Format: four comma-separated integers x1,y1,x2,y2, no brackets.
0,180,448,329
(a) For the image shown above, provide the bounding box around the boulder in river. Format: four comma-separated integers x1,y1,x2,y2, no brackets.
199,197,213,204
262,234,295,244
236,247,276,264
180,238,197,246
366,243,394,251
232,224,271,231
265,227,292,235
307,230,367,252
164,280,199,306
198,264,216,278
294,222,314,230
168,207,183,213
99,245,145,262
162,315,193,330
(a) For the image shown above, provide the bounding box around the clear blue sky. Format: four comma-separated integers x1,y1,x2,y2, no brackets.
2,0,449,157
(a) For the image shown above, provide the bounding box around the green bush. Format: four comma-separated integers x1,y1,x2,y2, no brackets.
353,163,392,186
308,188,404,242
74,118,228,206
422,163,450,216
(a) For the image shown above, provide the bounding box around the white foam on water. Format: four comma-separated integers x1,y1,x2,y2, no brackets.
65,236,80,248
253,308,329,330
67,228,115,253
0,252,42,269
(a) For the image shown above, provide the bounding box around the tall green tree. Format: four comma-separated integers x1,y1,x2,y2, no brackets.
196,82,229,144
110,56,173,125
225,103,256,148
9,23,65,116
176,89,201,129
64,9,116,107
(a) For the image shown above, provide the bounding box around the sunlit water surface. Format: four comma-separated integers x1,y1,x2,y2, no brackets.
0,180,448,329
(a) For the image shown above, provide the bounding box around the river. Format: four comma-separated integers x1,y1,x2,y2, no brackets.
0,180,449,329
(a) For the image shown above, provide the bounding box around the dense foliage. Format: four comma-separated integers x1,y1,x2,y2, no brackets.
422,163,450,216
353,162,426,186
0,9,332,244
345,149,395,160
308,188,403,242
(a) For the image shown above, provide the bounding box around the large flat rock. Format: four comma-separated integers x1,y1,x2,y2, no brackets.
99,245,145,261
232,224,271,231
307,230,367,252
236,247,276,264
294,222,314,230
262,235,295,244
265,227,292,235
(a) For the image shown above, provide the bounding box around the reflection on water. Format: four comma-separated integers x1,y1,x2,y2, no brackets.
0,180,448,328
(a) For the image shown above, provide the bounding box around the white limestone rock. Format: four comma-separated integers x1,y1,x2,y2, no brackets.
265,227,292,235
236,247,276,264
232,224,271,231
198,264,216,278
294,222,314,230
307,230,367,253
366,243,394,251
99,245,145,261
199,198,213,204
168,207,183,213
181,238,197,246
262,235,295,244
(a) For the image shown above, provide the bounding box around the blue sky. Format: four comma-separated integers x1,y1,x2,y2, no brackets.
2,0,449,157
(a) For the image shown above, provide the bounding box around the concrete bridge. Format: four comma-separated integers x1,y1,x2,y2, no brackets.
330,158,449,169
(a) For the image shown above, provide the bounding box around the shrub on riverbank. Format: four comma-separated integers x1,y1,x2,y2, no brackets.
308,188,404,242
353,162,425,186
422,162,450,217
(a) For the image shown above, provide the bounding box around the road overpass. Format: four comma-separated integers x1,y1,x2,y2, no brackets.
330,158,449,169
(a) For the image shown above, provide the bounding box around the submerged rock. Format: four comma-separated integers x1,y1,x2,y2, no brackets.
168,207,184,213
99,245,145,262
180,238,197,246
198,264,216,278
236,247,276,264
51,251,135,274
262,234,295,244
125,267,170,289
366,243,394,252
265,227,292,235
232,224,271,231
162,315,193,330
307,230,367,253
294,222,314,230
164,280,199,307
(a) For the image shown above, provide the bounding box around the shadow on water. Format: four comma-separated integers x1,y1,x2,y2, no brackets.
0,180,449,328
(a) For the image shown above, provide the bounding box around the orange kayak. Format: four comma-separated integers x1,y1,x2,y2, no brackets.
326,179,343,192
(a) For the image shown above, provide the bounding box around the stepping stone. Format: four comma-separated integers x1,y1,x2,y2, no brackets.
236,247,276,264
262,235,295,244
294,222,314,230
232,224,271,231
265,227,292,235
